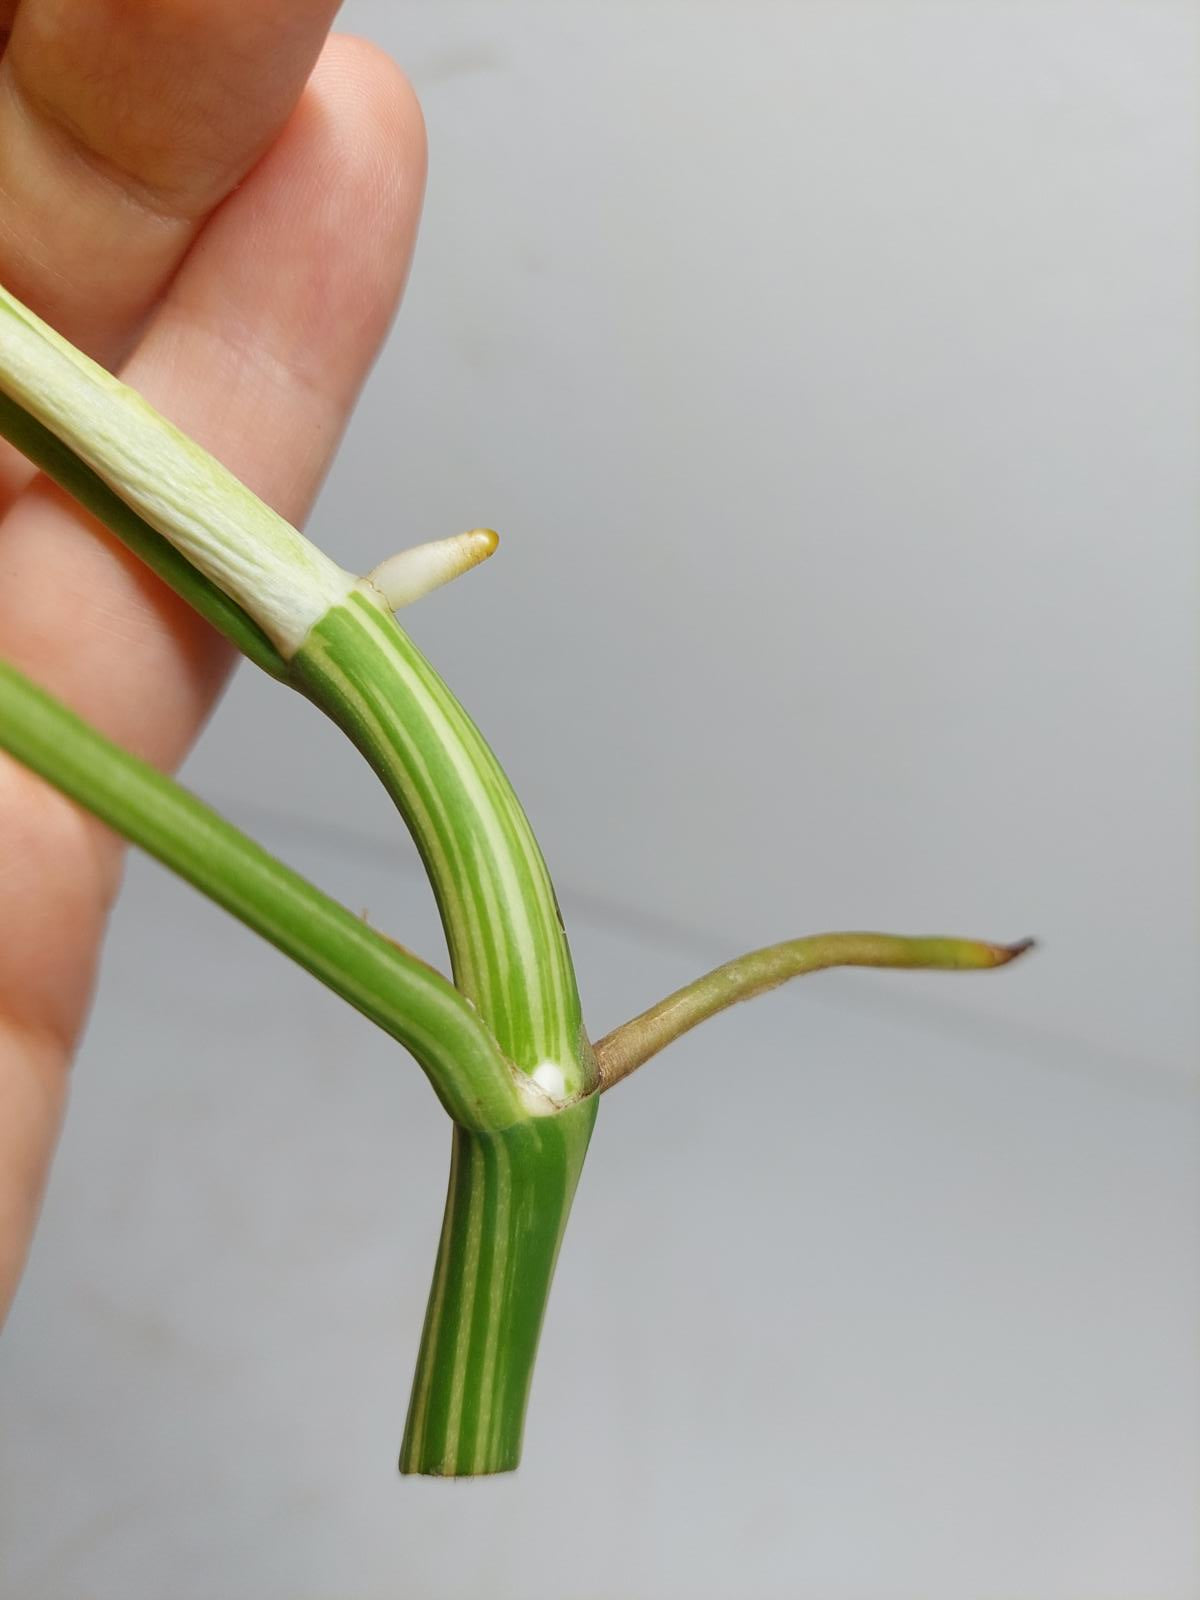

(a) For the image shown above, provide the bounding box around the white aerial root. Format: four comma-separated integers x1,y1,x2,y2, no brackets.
367,529,499,611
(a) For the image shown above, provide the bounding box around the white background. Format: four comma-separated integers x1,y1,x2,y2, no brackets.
2,3,1197,1595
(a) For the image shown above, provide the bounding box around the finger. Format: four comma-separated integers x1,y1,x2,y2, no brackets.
0,0,343,349
0,35,425,1318
0,759,109,1318
0,0,341,503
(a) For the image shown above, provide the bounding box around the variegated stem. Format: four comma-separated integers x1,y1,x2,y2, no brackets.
0,280,597,1474
401,1097,597,1476
0,645,595,1470
594,931,1034,1090
292,594,591,1098
0,280,592,1102
0,656,523,1129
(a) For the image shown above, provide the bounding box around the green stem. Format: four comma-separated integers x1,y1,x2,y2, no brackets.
293,593,592,1096
0,288,1036,1477
0,656,522,1130
0,283,601,1473
0,283,592,1098
401,1096,597,1476
594,931,1035,1089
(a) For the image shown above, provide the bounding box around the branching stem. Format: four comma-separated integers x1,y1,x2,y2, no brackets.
0,657,523,1131
0,276,1035,1476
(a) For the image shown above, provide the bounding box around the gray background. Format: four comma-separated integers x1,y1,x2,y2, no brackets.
2,2,1197,1595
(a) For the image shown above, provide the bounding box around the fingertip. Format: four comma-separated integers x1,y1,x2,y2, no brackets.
309,33,428,233
278,33,428,352
318,32,428,171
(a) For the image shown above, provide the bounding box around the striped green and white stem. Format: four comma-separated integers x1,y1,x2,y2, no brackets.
0,651,597,1471
292,594,590,1094
401,1098,596,1476
0,280,592,1100
0,277,597,1474
0,657,523,1131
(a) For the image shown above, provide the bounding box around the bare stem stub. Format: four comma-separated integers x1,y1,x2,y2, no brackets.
593,932,1035,1090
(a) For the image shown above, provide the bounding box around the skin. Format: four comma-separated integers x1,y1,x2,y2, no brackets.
0,0,427,1320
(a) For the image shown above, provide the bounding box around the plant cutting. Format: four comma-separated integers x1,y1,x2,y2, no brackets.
0,279,1031,1476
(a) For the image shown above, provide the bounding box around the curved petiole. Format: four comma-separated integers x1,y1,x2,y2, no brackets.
594,931,1035,1090
0,656,523,1132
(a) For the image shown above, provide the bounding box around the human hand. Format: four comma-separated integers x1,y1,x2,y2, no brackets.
0,0,426,1319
